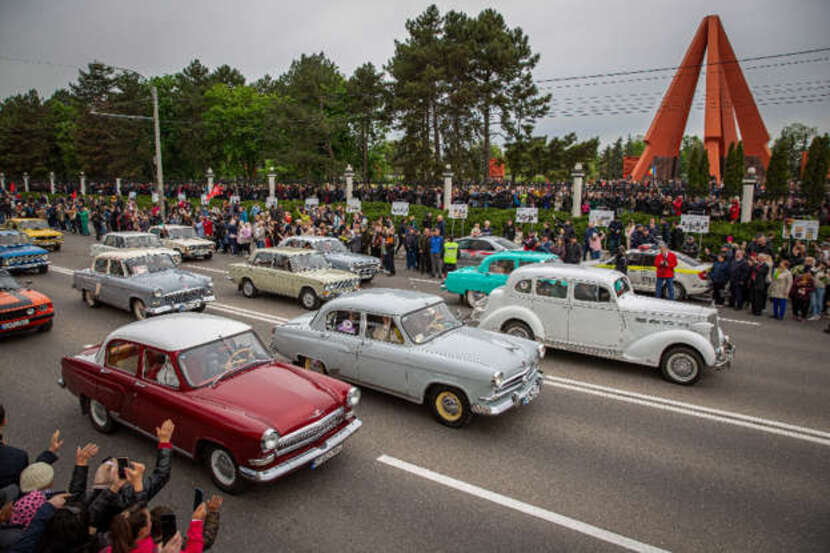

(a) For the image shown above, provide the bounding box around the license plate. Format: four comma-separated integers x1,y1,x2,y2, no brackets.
311,444,343,469
2,319,29,330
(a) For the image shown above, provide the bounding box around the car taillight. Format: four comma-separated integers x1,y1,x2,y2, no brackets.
698,271,709,280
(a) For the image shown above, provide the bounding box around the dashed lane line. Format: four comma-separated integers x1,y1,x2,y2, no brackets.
543,376,830,447
408,277,441,285
181,264,228,275
377,454,671,553
718,317,761,326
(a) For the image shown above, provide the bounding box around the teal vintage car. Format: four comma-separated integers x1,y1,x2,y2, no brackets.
442,250,559,306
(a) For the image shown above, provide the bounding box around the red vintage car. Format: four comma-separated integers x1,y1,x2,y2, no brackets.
0,270,54,335
59,313,362,493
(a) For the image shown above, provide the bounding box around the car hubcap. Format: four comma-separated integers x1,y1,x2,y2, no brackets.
210,450,236,486
243,282,253,296
466,291,483,305
436,391,462,422
85,292,94,306
134,303,145,319
303,293,314,308
90,401,108,427
507,326,529,339
669,353,697,381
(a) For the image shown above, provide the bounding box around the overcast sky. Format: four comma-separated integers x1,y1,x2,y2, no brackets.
1,0,828,147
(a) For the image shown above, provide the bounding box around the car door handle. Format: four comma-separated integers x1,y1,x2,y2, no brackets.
134,381,147,388
100,368,111,375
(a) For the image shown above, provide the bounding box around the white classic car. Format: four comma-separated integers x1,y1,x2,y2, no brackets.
472,265,733,385
149,225,214,260
90,232,182,264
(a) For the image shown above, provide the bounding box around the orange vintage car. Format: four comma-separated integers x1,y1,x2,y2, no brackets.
0,270,54,335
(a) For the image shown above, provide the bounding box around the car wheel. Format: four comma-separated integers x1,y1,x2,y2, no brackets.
206,446,247,494
241,278,258,298
38,265,48,274
83,289,99,308
53,244,61,251
302,356,327,374
299,287,320,310
89,399,117,433
37,320,53,332
131,299,147,320
675,283,687,301
660,345,703,385
205,252,213,260
502,320,534,341
193,303,206,312
465,290,485,308
429,386,473,428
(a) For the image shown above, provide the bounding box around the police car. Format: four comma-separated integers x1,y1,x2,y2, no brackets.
585,244,712,300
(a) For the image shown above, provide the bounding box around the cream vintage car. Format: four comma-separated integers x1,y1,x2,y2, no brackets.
228,248,360,310
472,265,733,385
149,225,214,260
90,232,182,264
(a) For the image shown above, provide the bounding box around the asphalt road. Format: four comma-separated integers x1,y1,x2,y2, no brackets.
1,232,829,552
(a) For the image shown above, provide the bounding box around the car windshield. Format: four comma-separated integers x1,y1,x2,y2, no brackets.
401,302,461,344
125,235,162,248
17,220,48,230
290,253,330,272
614,277,633,297
168,227,197,239
675,252,698,265
0,233,30,246
125,254,176,275
493,237,519,250
176,330,271,387
315,239,347,253
0,273,20,290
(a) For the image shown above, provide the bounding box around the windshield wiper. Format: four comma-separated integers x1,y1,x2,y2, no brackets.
210,358,270,388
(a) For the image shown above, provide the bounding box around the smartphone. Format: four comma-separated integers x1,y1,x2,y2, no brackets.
117,457,129,480
160,513,177,544
193,487,204,512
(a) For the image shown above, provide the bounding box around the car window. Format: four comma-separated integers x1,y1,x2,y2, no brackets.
488,259,515,274
106,341,140,375
366,314,404,345
537,278,569,299
325,310,362,336
143,348,180,389
574,282,611,303
518,259,541,268
253,252,273,266
641,254,657,267
150,228,161,237
473,239,494,251
273,254,289,271
104,235,115,246
626,253,642,266
457,239,473,249
116,236,126,248
109,260,125,277
94,258,108,274
515,279,532,294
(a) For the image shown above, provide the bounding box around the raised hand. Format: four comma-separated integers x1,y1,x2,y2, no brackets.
160,531,183,553
47,493,71,509
75,443,99,466
192,502,207,521
125,461,146,493
207,495,224,512
156,419,175,443
49,429,64,453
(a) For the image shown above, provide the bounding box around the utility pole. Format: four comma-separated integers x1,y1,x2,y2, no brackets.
152,86,165,220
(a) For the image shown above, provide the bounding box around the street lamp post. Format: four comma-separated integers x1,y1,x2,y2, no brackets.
206,167,214,196
443,164,453,210
80,171,86,196
571,162,585,218
23,172,29,194
116,177,122,197
151,86,165,220
267,167,276,205
0,173,5,192
49,172,55,195
741,166,757,223
345,164,354,202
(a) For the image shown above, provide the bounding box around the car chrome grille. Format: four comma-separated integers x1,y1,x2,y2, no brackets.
499,365,537,391
164,288,203,305
0,308,33,322
277,407,345,455
4,254,46,266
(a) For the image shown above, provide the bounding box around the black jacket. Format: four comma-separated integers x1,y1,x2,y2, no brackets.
0,445,57,490
564,243,582,264
729,259,750,285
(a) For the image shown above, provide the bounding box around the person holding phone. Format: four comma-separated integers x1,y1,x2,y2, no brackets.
151,495,223,551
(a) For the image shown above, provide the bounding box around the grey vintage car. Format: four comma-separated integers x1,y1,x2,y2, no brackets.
73,250,215,320
279,236,381,280
270,289,544,427
90,232,182,264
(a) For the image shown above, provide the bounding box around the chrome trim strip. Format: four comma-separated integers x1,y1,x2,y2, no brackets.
239,418,361,482
276,407,345,455
110,414,194,459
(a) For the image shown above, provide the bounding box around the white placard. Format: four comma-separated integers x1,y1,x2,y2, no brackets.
265,196,277,208
391,201,410,216
177,193,186,202
516,207,538,224
230,195,240,204
346,198,361,213
200,194,208,205
680,214,710,234
789,219,819,241
448,203,468,220
151,192,159,203
305,197,319,208
128,191,136,200
589,209,615,227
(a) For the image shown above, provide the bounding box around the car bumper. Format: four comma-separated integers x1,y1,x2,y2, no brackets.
1,261,49,271
713,336,735,369
239,418,362,483
146,295,215,315
183,249,213,258
472,375,543,416
0,312,53,334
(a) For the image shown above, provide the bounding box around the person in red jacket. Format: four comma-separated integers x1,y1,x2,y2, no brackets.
728,197,740,222
654,241,678,300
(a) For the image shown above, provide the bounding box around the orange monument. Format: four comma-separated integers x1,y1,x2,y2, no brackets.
631,15,770,182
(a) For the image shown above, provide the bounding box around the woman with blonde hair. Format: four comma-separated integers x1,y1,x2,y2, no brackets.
768,259,793,320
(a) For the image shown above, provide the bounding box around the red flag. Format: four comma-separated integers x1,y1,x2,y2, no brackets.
9,182,14,194
72,190,77,200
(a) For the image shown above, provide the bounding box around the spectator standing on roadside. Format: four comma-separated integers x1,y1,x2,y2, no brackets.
792,272,815,321
564,236,581,264
429,229,444,278
768,260,793,320
728,250,750,310
443,236,458,275
749,253,772,316
588,229,604,260
614,246,628,274
503,220,515,242
808,262,826,320
418,228,431,275
0,405,61,505
607,219,623,252
709,251,730,305
654,241,678,300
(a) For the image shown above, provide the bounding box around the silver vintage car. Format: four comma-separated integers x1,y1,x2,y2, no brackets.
149,225,215,260
270,289,544,427
279,236,381,281
472,265,734,385
73,250,215,320
90,232,182,264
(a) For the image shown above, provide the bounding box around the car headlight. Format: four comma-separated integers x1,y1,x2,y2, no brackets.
261,428,280,452
0,258,7,266
346,387,361,408
537,344,546,358
37,303,51,312
153,288,163,298
324,283,333,291
491,371,504,389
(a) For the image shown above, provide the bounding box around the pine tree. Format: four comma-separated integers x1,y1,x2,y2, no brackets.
697,147,710,196
686,145,699,193
765,139,789,198
802,134,829,209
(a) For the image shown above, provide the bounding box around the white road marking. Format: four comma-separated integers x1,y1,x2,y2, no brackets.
377,454,670,553
408,277,440,285
49,266,75,276
207,304,286,325
718,317,761,326
182,264,228,275
544,376,830,447
209,302,288,324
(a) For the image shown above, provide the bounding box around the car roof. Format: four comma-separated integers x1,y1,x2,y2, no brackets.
151,225,190,230
509,264,621,285
487,250,557,261
0,230,25,236
323,288,442,316
252,247,320,257
288,236,338,242
92,248,172,261
10,218,45,222
104,231,154,237
103,313,252,352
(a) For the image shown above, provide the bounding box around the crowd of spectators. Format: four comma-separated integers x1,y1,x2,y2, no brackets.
0,405,223,552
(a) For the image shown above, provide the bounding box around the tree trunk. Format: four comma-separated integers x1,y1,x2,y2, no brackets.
482,103,490,185
432,100,441,171
362,119,369,184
